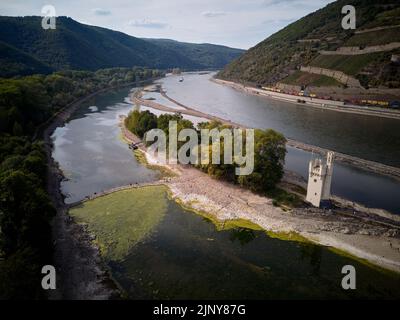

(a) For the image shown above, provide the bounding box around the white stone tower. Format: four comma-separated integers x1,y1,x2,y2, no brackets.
306,151,334,207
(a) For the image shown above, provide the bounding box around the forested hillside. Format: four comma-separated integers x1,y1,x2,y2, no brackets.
143,39,244,70
0,67,162,299
0,16,244,77
217,0,400,89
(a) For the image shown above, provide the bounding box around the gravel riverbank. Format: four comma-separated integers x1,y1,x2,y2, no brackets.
120,116,400,273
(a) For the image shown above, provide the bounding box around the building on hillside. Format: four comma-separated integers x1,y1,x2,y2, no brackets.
306,151,334,208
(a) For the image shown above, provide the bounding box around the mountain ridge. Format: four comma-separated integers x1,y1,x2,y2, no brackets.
0,16,244,77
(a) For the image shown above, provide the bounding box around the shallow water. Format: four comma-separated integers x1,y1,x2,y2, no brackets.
286,147,400,214
72,187,400,300
51,88,159,204
56,86,400,299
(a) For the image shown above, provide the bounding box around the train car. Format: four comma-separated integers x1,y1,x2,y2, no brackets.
390,101,400,109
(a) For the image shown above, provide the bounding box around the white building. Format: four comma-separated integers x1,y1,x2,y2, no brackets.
306,151,334,207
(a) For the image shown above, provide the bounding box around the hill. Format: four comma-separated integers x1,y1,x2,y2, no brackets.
0,16,244,77
142,38,244,70
217,0,400,91
0,41,53,77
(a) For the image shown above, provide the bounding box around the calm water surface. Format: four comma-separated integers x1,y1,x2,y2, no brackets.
111,189,400,299
160,73,400,166
54,87,400,299
51,88,158,203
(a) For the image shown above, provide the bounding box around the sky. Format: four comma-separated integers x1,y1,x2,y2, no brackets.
0,0,334,49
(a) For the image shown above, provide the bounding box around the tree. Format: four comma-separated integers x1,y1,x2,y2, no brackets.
12,122,23,136
238,129,286,192
125,110,157,138
0,170,55,256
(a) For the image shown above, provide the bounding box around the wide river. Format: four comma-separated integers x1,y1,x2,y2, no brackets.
157,73,400,214
52,87,400,299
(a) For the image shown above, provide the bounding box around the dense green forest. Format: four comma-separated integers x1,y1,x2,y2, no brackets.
143,39,244,70
125,110,288,194
217,0,400,87
0,16,244,77
0,67,162,299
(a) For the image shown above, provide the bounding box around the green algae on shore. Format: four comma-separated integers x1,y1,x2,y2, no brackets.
69,186,168,261
68,185,400,299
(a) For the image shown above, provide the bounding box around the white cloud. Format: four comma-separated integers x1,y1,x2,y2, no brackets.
202,11,226,18
128,19,168,29
92,8,111,16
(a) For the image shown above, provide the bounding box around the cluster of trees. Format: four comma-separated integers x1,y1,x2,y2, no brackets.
125,110,287,193
0,16,243,78
0,67,162,299
125,110,194,144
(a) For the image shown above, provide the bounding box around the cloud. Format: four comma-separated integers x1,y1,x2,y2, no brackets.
128,19,168,29
202,11,226,18
92,8,111,16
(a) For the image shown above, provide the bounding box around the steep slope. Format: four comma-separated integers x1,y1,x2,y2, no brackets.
0,16,243,77
0,16,198,73
0,41,53,77
217,0,400,89
142,38,244,69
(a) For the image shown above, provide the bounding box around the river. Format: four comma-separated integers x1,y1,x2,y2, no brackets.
51,86,400,299
51,88,159,204
156,73,400,214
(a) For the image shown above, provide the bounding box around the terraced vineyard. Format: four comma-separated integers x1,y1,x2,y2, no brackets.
281,71,342,87
218,0,400,94
309,53,384,76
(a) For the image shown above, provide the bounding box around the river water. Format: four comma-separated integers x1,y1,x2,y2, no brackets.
51,88,159,204
51,86,400,299
157,73,400,214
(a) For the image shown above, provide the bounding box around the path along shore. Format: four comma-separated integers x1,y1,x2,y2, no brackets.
117,116,400,273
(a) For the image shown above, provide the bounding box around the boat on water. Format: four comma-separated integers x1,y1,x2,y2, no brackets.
179,77,184,82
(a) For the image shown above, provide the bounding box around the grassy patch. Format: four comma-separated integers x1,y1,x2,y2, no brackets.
69,186,168,261
310,53,383,75
281,71,342,87
266,188,303,210
361,8,400,30
265,231,310,243
345,27,400,47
